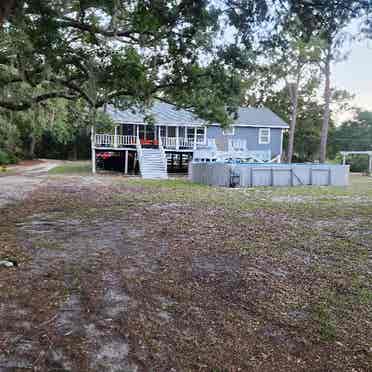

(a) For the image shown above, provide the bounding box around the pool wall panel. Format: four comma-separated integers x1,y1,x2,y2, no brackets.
189,163,349,187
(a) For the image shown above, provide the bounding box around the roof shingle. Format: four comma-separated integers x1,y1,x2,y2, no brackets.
106,102,288,128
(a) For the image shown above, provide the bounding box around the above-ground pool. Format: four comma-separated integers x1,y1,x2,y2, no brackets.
189,162,350,187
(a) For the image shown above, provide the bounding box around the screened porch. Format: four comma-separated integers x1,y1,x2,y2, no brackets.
94,123,207,150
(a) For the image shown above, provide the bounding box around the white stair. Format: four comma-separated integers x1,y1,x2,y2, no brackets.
139,148,168,179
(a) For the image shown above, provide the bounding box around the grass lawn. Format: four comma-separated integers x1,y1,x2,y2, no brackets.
0,173,371,371
48,161,92,174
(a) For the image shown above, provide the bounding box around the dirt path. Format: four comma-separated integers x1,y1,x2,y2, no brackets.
0,175,371,371
0,160,62,208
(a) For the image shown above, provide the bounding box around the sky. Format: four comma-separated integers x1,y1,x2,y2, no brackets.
327,19,372,123
333,36,372,116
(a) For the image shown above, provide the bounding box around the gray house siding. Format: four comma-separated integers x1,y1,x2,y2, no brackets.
206,126,283,157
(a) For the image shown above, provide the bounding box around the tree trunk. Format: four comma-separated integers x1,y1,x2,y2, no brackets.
72,141,78,161
320,46,332,163
28,134,36,159
287,78,300,163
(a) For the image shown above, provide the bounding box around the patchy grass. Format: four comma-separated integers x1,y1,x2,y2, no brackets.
48,161,91,174
0,173,371,371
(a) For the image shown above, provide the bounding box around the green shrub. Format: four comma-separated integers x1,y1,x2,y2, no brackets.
0,150,18,165
347,155,369,173
334,154,369,173
6,152,18,164
0,150,10,165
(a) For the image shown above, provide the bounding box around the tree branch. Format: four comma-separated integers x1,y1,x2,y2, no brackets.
0,91,79,111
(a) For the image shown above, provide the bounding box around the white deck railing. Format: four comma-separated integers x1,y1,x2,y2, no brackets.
161,136,205,149
193,149,272,162
228,139,247,152
94,133,206,149
95,134,138,147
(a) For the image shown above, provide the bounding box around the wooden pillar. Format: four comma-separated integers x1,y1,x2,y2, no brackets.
193,127,197,149
124,150,128,174
136,125,139,140
176,126,179,150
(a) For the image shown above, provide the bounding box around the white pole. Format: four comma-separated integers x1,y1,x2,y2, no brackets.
193,127,197,149
158,126,162,147
342,154,346,165
114,126,118,148
91,125,96,174
176,126,179,150
279,129,284,163
124,150,128,174
92,147,96,174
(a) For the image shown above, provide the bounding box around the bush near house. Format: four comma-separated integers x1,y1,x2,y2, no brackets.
0,149,18,165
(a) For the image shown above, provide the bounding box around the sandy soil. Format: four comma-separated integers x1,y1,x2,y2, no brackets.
0,160,62,208
0,173,371,371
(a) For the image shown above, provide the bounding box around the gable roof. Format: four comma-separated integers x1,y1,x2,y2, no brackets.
231,107,288,128
106,102,288,128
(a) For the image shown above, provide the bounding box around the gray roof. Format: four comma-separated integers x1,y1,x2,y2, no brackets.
106,102,288,128
232,107,289,128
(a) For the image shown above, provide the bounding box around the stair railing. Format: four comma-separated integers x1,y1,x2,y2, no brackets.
159,142,167,171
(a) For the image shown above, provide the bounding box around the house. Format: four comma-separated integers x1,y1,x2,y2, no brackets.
91,102,289,178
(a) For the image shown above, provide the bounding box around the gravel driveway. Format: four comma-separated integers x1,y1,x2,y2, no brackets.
0,160,61,208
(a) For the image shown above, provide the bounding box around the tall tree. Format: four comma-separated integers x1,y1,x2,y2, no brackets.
263,19,322,162
289,0,367,162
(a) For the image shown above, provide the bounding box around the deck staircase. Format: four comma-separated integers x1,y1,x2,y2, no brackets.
138,147,168,179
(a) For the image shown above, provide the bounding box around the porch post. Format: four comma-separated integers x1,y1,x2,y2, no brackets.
91,125,96,174
342,153,346,165
193,127,197,149
176,126,179,150
158,126,162,147
114,125,118,148
92,148,96,174
136,125,139,142
124,150,128,174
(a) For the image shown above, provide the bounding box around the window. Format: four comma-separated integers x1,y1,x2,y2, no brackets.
222,126,235,136
259,128,270,144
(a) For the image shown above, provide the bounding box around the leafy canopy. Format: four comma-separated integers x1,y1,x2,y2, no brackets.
0,0,269,125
